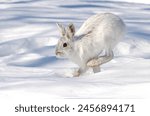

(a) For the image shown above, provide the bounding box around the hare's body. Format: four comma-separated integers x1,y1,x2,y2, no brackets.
56,13,126,76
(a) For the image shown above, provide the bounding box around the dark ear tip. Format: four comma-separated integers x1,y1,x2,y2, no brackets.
68,23,74,27
56,22,61,27
67,23,75,35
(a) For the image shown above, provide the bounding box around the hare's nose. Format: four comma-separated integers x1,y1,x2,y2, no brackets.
55,50,61,55
56,52,59,55
55,50,58,55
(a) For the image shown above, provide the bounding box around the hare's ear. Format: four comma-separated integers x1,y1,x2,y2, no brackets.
56,23,66,36
66,23,75,39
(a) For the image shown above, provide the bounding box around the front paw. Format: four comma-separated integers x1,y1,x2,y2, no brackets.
72,70,80,77
87,59,99,67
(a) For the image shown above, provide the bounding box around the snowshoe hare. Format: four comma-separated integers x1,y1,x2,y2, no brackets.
55,13,126,77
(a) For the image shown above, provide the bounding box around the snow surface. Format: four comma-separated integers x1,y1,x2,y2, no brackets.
0,0,150,99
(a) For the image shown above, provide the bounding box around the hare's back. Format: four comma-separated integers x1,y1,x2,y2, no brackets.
76,13,125,37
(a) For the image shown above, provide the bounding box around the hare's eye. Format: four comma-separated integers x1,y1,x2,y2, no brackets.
63,43,67,47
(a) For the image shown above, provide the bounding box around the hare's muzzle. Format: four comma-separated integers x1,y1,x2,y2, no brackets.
55,51,63,56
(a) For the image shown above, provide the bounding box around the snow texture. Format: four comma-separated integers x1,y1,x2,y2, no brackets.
0,0,150,99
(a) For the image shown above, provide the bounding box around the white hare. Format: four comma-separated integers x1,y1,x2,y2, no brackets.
55,13,126,77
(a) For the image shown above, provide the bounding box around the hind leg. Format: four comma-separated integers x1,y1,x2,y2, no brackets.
87,49,114,68
93,66,101,73
88,56,101,73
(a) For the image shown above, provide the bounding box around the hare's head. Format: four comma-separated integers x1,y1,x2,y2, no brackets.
55,23,75,57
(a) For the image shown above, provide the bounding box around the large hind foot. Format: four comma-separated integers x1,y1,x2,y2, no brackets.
87,58,101,67
87,50,114,67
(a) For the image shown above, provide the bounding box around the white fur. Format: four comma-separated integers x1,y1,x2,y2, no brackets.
56,13,126,76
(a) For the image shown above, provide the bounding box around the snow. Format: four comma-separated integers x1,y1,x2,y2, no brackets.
0,0,150,100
